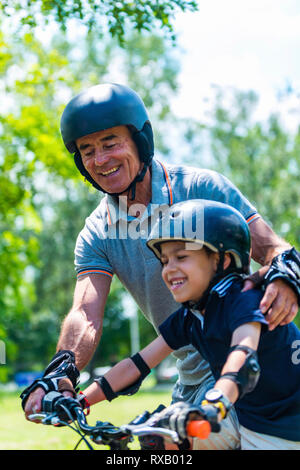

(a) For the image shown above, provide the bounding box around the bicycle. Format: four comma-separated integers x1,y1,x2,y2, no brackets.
29,391,213,450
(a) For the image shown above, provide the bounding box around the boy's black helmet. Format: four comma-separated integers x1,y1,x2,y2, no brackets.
147,199,251,273
60,83,154,195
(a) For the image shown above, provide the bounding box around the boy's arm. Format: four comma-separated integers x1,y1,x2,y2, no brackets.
214,322,261,404
83,335,173,406
200,322,261,424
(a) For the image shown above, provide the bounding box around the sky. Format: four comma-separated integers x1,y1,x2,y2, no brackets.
170,0,300,131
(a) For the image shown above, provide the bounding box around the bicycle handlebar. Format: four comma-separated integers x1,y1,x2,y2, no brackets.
28,392,212,449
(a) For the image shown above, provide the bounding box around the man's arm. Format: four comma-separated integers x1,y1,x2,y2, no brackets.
245,217,298,330
249,216,290,266
56,273,112,369
24,273,111,421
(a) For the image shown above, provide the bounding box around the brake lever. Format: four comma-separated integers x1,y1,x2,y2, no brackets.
121,423,180,443
28,413,47,422
28,412,61,425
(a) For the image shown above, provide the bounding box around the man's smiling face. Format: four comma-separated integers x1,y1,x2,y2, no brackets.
76,125,142,194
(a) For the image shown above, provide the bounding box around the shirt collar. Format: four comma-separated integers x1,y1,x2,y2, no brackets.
151,159,174,205
210,273,243,297
105,159,174,225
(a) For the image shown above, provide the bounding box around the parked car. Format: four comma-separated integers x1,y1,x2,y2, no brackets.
155,356,178,384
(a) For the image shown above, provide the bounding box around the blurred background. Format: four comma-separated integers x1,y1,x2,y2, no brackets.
0,0,299,449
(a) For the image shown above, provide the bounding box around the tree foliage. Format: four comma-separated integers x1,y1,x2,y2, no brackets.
1,6,299,379
0,28,76,367
0,0,198,44
207,87,300,248
183,87,300,328
0,19,180,377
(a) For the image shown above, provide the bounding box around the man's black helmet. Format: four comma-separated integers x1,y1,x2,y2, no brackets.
60,83,154,195
147,199,251,274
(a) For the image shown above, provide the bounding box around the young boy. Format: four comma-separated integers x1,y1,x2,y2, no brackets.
81,199,300,450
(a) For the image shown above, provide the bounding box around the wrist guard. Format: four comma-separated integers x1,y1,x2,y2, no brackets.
264,247,300,304
20,350,80,410
202,391,232,420
77,392,90,415
94,353,151,402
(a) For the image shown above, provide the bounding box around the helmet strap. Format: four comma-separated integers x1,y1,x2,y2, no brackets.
127,163,148,201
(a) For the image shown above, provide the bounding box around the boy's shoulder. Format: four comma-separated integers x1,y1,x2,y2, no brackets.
221,280,267,332
223,279,265,313
229,280,264,302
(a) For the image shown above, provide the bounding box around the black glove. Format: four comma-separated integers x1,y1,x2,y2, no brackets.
264,247,300,304
150,401,220,443
20,350,80,410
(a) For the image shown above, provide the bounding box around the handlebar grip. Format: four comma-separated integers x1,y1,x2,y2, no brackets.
186,419,211,440
42,391,62,413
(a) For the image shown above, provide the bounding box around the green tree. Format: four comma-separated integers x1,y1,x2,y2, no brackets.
0,0,197,44
0,22,180,376
183,86,300,246
207,87,300,248
184,86,300,325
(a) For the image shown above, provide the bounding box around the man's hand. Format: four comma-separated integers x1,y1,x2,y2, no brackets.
24,387,45,423
243,278,298,331
21,350,79,422
24,382,75,423
247,219,299,330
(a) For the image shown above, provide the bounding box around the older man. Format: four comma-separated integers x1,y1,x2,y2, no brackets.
22,83,299,449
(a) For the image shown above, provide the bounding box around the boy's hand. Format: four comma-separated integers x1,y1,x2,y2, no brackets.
153,402,220,441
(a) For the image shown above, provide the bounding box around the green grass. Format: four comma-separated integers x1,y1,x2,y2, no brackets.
0,386,172,450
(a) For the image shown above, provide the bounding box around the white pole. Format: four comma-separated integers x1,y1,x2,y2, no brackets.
122,294,140,354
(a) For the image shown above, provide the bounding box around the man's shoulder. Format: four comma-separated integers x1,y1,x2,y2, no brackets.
164,162,233,190
163,161,218,178
159,161,226,193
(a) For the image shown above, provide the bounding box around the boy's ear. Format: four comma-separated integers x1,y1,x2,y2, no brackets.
223,253,232,270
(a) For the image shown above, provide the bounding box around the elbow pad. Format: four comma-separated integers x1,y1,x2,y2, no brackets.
220,345,261,399
95,353,151,402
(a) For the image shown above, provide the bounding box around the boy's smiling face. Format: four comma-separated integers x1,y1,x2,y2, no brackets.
160,241,220,305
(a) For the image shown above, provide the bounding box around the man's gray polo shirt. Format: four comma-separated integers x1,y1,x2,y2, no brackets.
74,159,259,385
